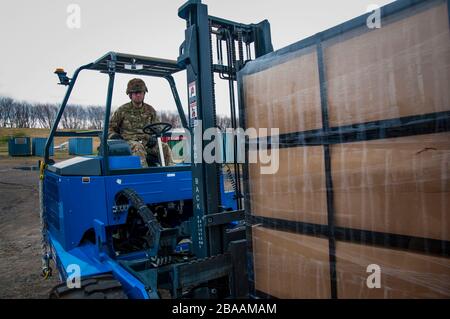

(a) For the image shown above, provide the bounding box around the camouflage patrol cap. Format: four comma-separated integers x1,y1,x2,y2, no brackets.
126,78,148,95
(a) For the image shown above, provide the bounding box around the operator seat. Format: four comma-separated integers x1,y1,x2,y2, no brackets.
99,140,133,156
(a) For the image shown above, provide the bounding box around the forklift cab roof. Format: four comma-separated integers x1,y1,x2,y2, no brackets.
90,52,184,77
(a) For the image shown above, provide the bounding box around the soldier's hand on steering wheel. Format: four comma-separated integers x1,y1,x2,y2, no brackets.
142,122,172,137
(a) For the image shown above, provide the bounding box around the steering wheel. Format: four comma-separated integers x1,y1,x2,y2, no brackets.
143,122,172,137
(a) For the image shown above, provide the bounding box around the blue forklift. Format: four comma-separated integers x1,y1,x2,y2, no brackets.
40,0,273,299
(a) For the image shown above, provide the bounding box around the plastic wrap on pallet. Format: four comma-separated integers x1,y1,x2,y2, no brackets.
238,0,450,299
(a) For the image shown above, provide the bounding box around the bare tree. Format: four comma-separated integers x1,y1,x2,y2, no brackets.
28,102,39,128
87,106,104,129
60,104,86,129
12,101,34,128
0,96,15,127
78,106,89,129
0,96,211,131
34,103,58,128
160,110,182,128
217,115,232,129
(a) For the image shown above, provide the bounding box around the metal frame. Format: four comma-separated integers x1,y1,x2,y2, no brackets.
177,0,273,298
316,40,338,299
44,52,187,176
238,0,450,299
177,0,273,266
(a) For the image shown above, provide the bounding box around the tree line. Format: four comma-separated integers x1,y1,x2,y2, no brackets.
0,96,232,130
0,96,104,130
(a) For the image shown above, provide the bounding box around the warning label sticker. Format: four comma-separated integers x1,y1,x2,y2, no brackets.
190,101,198,119
190,101,198,127
188,81,196,99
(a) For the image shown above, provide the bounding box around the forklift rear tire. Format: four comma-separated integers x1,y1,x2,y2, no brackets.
49,274,128,299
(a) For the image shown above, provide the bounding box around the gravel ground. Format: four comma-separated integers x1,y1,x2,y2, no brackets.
0,156,59,298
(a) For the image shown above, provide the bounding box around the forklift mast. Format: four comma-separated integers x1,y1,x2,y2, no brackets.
177,0,273,259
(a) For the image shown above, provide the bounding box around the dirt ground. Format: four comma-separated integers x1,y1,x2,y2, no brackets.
0,156,59,298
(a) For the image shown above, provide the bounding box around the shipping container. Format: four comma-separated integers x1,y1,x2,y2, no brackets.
8,137,32,156
68,138,93,155
32,137,53,157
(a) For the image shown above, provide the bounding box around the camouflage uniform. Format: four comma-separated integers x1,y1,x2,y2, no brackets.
108,101,173,168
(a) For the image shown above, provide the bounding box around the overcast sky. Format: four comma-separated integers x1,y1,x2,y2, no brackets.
0,0,394,115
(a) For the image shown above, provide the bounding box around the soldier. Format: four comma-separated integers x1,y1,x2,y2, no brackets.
108,78,173,168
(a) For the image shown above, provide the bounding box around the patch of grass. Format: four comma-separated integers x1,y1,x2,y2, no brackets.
12,130,27,137
0,135,9,144
0,130,27,143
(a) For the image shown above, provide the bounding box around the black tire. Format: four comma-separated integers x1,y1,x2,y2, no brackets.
49,274,128,299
